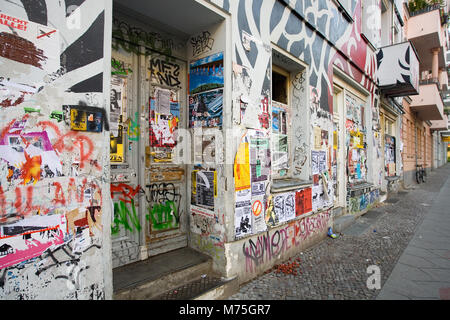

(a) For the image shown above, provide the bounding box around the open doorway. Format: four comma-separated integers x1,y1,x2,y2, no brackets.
109,0,226,273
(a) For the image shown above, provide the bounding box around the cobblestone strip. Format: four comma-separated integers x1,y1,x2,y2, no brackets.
228,164,450,300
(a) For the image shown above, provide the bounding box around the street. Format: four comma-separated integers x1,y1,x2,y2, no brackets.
229,164,450,300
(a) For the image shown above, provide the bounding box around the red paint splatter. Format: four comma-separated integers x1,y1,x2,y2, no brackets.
20,151,42,185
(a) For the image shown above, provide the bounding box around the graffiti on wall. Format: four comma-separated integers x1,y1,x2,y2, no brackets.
190,31,215,57
242,211,330,273
0,0,106,299
146,182,182,232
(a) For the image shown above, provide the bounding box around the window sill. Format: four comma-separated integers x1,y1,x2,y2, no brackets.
385,175,401,181
271,178,312,193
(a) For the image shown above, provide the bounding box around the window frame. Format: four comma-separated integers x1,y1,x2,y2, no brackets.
271,64,291,179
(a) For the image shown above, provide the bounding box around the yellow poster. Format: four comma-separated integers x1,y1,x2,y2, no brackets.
110,125,124,163
234,140,250,191
333,131,338,150
70,108,87,131
314,126,321,149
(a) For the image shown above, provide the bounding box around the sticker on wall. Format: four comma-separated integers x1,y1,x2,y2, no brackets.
69,106,104,132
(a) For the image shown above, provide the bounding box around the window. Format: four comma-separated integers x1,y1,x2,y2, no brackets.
271,65,290,177
270,47,307,183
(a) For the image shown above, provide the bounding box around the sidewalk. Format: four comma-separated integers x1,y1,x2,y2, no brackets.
377,166,450,300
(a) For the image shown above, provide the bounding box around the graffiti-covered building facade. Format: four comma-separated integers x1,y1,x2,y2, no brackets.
1,0,446,300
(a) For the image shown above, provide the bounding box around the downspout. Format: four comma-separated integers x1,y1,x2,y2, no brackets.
391,0,395,45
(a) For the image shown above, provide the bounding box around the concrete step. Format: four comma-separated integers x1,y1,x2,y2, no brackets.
113,247,213,300
152,275,239,300
194,276,239,300
332,214,356,233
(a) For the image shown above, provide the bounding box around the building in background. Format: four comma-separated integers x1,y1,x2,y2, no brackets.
401,0,449,186
0,0,447,300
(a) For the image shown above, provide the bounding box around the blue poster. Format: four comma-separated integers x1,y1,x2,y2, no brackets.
189,89,223,128
189,52,224,94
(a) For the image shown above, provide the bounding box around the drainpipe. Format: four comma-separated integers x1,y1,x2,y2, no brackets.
414,112,418,169
391,1,395,45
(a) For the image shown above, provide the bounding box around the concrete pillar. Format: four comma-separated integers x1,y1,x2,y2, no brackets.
431,48,440,81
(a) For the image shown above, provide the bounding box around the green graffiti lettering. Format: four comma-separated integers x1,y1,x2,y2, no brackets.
111,199,141,234
146,200,179,231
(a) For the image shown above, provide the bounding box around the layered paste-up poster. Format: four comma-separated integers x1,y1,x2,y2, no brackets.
234,129,271,237
149,88,180,162
273,192,296,224
0,13,60,108
110,75,126,163
235,188,252,237
195,170,216,209
189,52,224,128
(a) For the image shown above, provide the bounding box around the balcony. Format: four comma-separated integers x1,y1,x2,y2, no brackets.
410,79,445,121
430,114,448,131
407,4,446,71
376,41,420,97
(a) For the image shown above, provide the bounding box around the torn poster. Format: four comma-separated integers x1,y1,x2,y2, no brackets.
189,88,223,128
0,213,67,269
234,136,250,191
149,90,179,151
273,192,296,223
0,78,40,108
196,170,216,209
313,126,322,149
0,129,63,184
70,106,103,132
110,76,126,135
249,131,270,182
189,52,224,95
155,87,171,115
251,195,266,233
235,188,252,238
272,134,288,171
0,13,60,72
110,124,124,163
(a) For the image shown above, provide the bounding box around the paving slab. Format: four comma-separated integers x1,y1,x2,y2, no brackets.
377,168,450,300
